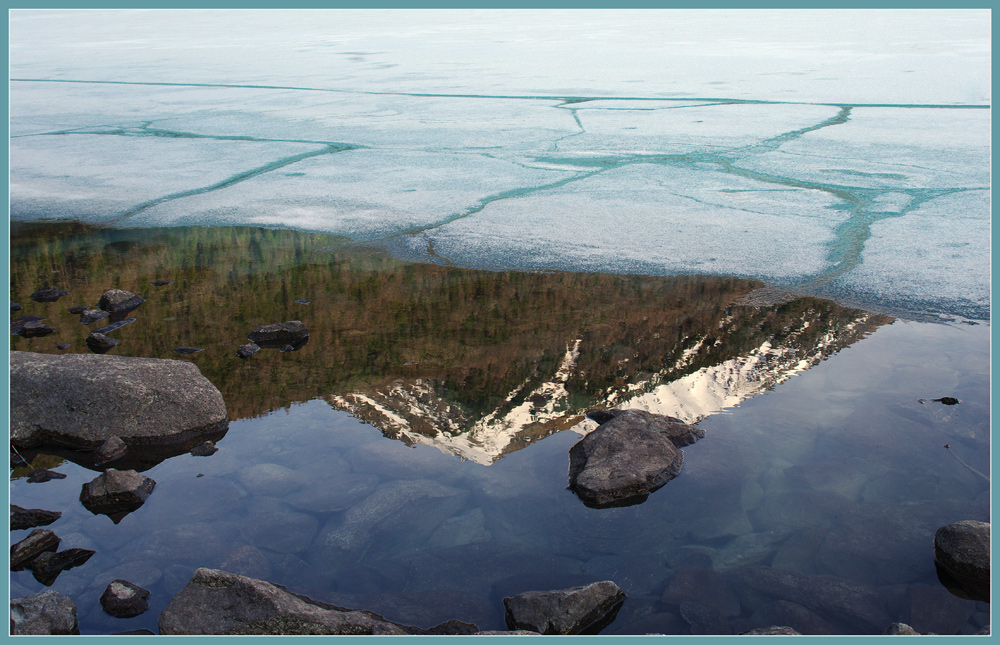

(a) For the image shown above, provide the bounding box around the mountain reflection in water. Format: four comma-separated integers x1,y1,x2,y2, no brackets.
11,223,892,465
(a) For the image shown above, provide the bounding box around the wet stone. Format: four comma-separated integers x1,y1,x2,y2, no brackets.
95,436,128,465
248,320,309,346
27,548,96,586
749,600,839,635
27,468,67,483
680,600,733,635
92,317,136,335
900,584,975,636
91,560,164,592
11,301,22,311
56,344,70,350
190,441,218,456
10,505,62,531
30,286,69,303
284,472,378,514
98,289,144,313
236,342,260,358
11,314,45,326
150,280,174,286
100,579,151,618
10,589,78,635
67,306,88,314
174,347,204,354
934,520,989,602
18,321,55,337
237,462,304,497
11,528,61,570
86,332,119,353
79,468,156,522
503,581,626,635
220,545,273,581
79,308,109,325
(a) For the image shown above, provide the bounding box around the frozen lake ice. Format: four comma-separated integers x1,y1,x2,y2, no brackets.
9,9,991,321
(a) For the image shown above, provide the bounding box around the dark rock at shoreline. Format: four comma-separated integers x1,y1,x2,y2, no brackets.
27,548,96,586
503,581,626,635
11,351,229,451
11,528,61,570
27,468,67,483
248,320,309,347
159,568,429,635
10,589,79,635
100,579,151,618
236,342,260,358
934,520,989,602
79,308,109,325
150,280,174,286
98,289,144,313
10,505,62,531
568,409,703,508
86,332,119,353
17,321,55,338
95,436,128,465
740,626,801,635
30,287,69,303
80,468,156,522
934,397,959,405
191,441,218,456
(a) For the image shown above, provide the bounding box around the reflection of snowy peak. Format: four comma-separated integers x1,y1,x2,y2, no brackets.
327,311,887,465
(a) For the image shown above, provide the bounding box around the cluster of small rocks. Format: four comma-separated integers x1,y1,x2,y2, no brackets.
12,286,148,353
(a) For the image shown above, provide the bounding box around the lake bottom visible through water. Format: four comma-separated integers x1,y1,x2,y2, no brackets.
10,317,989,635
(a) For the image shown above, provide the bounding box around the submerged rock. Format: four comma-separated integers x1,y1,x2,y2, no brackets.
174,347,204,354
27,548,96,586
11,351,229,451
100,579,151,618
98,289,145,313
10,589,78,635
86,332,119,353
191,441,218,457
11,529,61,570
30,287,69,303
159,568,423,635
92,317,136,335
568,409,704,508
236,342,260,358
248,320,309,347
17,321,55,338
503,581,626,635
10,505,62,531
26,468,67,483
80,468,156,522
934,520,989,602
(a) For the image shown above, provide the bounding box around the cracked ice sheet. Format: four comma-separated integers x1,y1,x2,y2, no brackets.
831,190,991,319
10,135,322,222
120,149,578,237
394,163,845,282
734,108,990,190
552,103,845,154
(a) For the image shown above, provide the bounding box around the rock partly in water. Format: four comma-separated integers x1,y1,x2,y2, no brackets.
27,468,67,483
10,504,62,530
10,589,79,634
79,308,110,325
11,351,229,451
934,520,989,602
191,441,218,457
174,347,204,354
568,409,704,508
92,318,137,335
100,579,151,618
30,287,69,303
739,626,801,635
95,436,129,465
11,301,22,311
248,321,309,347
98,289,145,313
236,343,260,359
503,581,626,635
150,280,174,286
80,468,156,523
158,568,449,635
11,528,61,570
86,332,119,353
56,344,70,350
17,321,56,338
27,548,96,586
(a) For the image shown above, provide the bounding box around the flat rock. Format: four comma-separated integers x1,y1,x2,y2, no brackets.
79,308,109,325
503,580,626,635
10,589,78,634
29,287,69,303
79,468,156,521
10,504,62,530
27,548,95,586
158,568,418,635
100,579,151,618
11,528,61,570
248,320,309,347
11,351,229,450
934,520,989,602
17,321,55,337
98,289,145,313
568,409,703,508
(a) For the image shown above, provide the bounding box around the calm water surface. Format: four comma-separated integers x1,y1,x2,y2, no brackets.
9,225,990,635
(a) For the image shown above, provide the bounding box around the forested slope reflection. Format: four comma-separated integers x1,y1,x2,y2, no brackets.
11,223,891,462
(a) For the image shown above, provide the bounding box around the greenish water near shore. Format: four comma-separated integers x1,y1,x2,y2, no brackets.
9,222,989,635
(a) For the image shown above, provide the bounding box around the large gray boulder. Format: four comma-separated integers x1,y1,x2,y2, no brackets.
503,581,626,635
568,409,704,508
10,589,78,635
934,520,990,602
158,568,461,635
10,351,228,450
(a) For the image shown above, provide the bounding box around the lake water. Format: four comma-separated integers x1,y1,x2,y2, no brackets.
8,9,991,636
